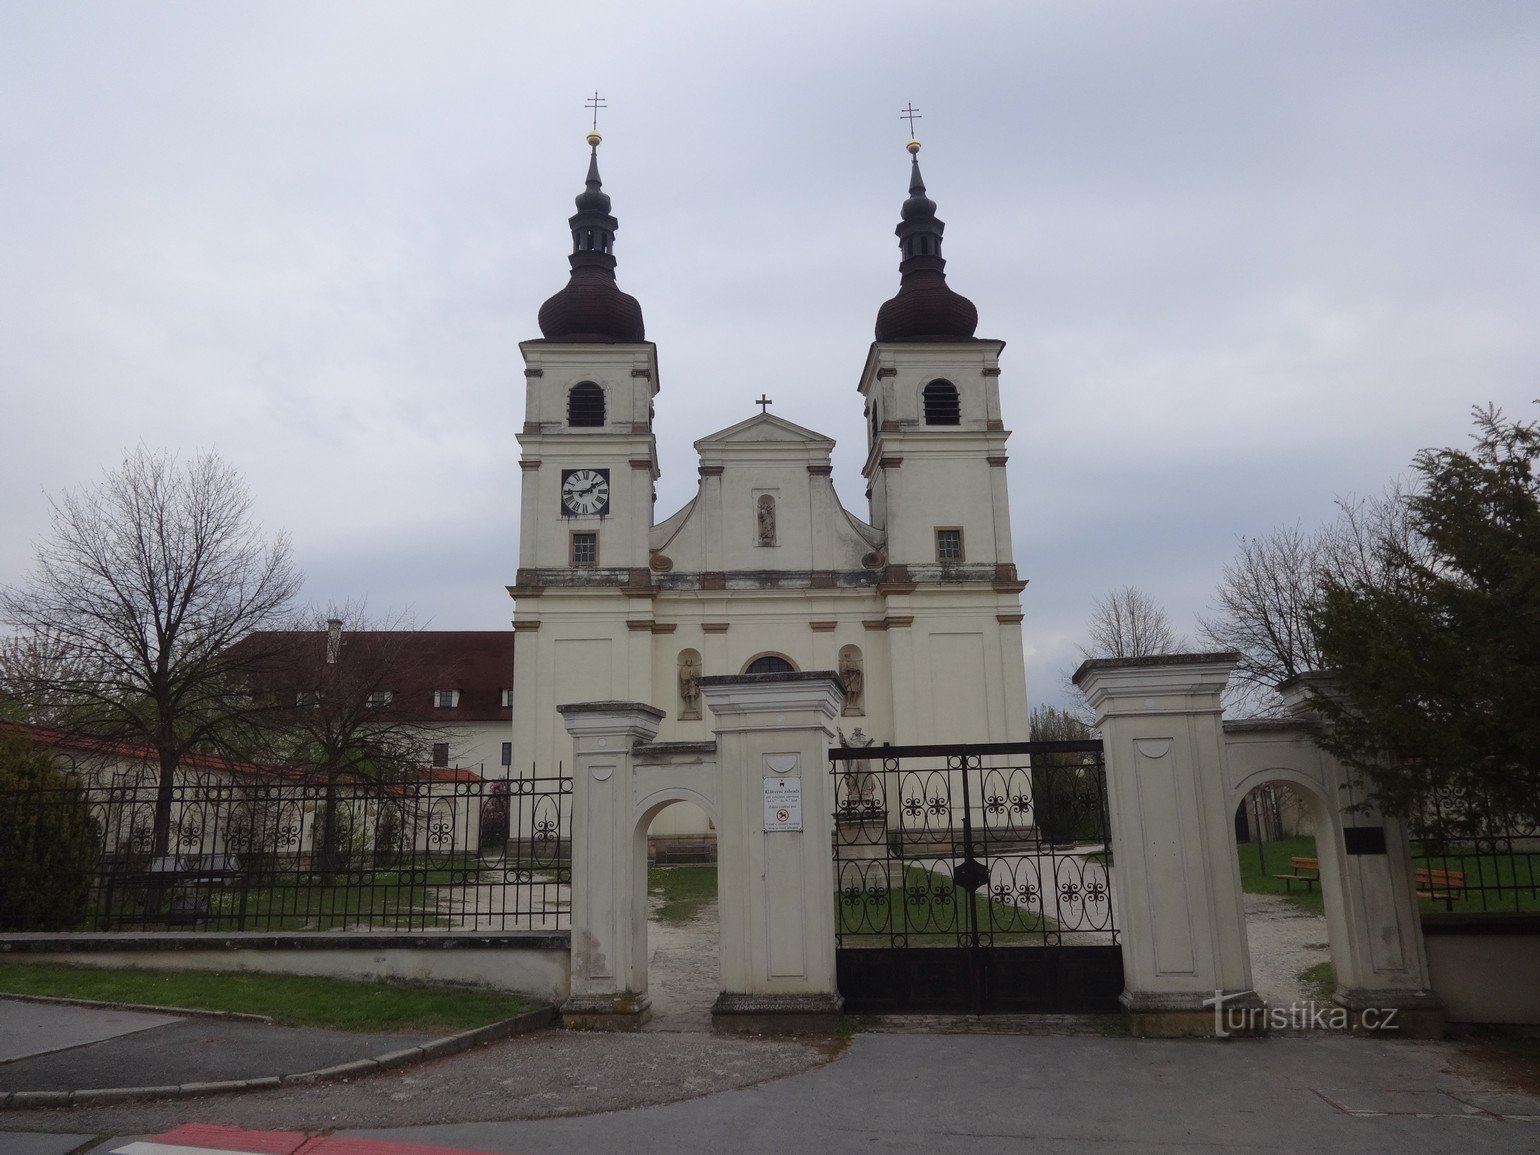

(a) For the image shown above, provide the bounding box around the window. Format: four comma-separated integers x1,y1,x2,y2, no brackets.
500,742,512,767
923,380,961,425
431,742,450,769
433,689,460,708
367,690,392,710
571,532,598,568
744,655,796,675
500,688,514,708
936,528,964,562
567,382,605,427
295,690,319,708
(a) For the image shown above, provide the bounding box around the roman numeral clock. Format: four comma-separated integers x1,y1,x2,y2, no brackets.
560,468,610,516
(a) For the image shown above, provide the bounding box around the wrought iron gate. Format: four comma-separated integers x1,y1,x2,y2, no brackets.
831,740,1123,1014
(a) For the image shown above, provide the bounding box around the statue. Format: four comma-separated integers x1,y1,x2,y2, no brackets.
836,726,879,811
678,651,701,720
756,494,776,546
839,646,864,715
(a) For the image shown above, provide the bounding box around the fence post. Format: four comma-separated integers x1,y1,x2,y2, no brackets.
558,700,665,1030
1075,654,1263,1036
699,671,845,1031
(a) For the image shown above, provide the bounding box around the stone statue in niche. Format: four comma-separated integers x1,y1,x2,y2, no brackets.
839,646,864,715
756,494,776,546
678,651,701,720
836,725,880,810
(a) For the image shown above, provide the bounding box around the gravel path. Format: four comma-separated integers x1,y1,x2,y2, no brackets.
1245,892,1332,1007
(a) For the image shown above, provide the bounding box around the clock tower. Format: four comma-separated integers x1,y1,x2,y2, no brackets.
509,131,660,776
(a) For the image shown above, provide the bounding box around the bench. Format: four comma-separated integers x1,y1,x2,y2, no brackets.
103,854,246,927
1274,855,1320,893
1415,866,1466,908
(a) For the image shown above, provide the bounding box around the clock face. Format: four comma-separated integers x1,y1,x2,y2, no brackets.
560,468,610,516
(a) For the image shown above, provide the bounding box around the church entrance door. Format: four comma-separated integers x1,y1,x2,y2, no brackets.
831,741,1123,1014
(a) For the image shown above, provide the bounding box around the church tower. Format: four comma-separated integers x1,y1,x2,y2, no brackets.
857,137,1029,744
509,131,660,775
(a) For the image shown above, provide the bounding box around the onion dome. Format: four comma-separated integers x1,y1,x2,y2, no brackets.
874,140,978,342
538,132,646,342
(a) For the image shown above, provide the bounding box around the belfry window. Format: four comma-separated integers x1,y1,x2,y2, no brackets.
567,382,605,427
923,380,961,425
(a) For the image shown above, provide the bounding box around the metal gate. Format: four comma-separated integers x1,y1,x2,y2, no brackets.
831,740,1123,1014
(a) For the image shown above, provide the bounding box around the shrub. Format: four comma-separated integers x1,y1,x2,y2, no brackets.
0,737,101,931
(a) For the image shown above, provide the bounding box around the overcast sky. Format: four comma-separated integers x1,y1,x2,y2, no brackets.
3,1,1537,712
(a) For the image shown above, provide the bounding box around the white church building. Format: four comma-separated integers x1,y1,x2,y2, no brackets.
508,132,1030,834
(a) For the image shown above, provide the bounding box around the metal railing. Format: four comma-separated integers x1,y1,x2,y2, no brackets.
1410,783,1540,914
1,765,571,933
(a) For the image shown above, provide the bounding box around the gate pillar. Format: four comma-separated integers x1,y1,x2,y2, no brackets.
699,671,845,1031
558,700,664,1030
1075,654,1263,1036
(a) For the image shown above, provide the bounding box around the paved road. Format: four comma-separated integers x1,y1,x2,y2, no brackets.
6,1029,1538,1154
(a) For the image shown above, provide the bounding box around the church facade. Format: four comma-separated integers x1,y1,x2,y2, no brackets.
507,132,1030,816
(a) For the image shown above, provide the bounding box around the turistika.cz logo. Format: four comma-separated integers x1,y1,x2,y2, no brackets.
1201,990,1401,1037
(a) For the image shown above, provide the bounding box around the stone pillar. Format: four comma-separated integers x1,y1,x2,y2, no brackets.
699,671,844,1031
558,700,664,1030
1278,676,1445,1036
1074,654,1263,1036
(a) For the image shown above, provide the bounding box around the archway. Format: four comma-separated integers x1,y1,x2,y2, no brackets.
1230,769,1342,1017
641,799,720,1030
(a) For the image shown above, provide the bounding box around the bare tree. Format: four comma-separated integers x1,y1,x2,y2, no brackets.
1199,487,1419,715
1081,586,1184,660
0,448,300,855
1197,523,1323,713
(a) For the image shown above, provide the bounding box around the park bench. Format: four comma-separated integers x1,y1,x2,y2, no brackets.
102,853,245,927
1274,855,1320,893
1415,866,1466,909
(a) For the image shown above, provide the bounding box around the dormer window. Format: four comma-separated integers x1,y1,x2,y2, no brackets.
923,380,961,425
367,690,393,710
500,688,514,708
295,691,319,708
567,382,605,427
433,689,460,708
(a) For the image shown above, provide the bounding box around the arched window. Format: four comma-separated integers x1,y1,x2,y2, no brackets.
567,382,605,427
744,655,795,675
922,380,961,425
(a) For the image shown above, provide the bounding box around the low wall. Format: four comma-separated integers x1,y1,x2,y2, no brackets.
0,932,571,1005
1422,914,1540,1025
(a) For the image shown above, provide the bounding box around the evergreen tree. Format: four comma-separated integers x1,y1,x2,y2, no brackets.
1311,405,1540,824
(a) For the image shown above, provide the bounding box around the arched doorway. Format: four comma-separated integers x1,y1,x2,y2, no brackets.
639,798,720,1030
1231,771,1341,1017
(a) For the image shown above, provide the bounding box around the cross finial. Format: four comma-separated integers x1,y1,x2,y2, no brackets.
900,103,922,137
586,91,607,133
756,394,773,415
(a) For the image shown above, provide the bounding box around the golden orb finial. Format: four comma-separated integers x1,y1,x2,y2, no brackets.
906,138,921,155
587,130,602,147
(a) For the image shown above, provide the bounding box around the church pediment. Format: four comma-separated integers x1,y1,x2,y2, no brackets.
694,412,835,451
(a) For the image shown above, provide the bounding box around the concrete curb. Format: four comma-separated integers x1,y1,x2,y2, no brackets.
0,991,273,1024
0,1004,556,1109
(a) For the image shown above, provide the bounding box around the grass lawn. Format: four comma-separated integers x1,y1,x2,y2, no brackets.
1298,960,1336,1001
1235,836,1324,914
1237,835,1540,915
838,865,1051,945
0,962,539,1033
648,865,718,924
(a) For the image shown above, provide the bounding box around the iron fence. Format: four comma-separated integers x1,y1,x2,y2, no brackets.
2,765,571,933
830,739,1123,1013
1410,783,1540,913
